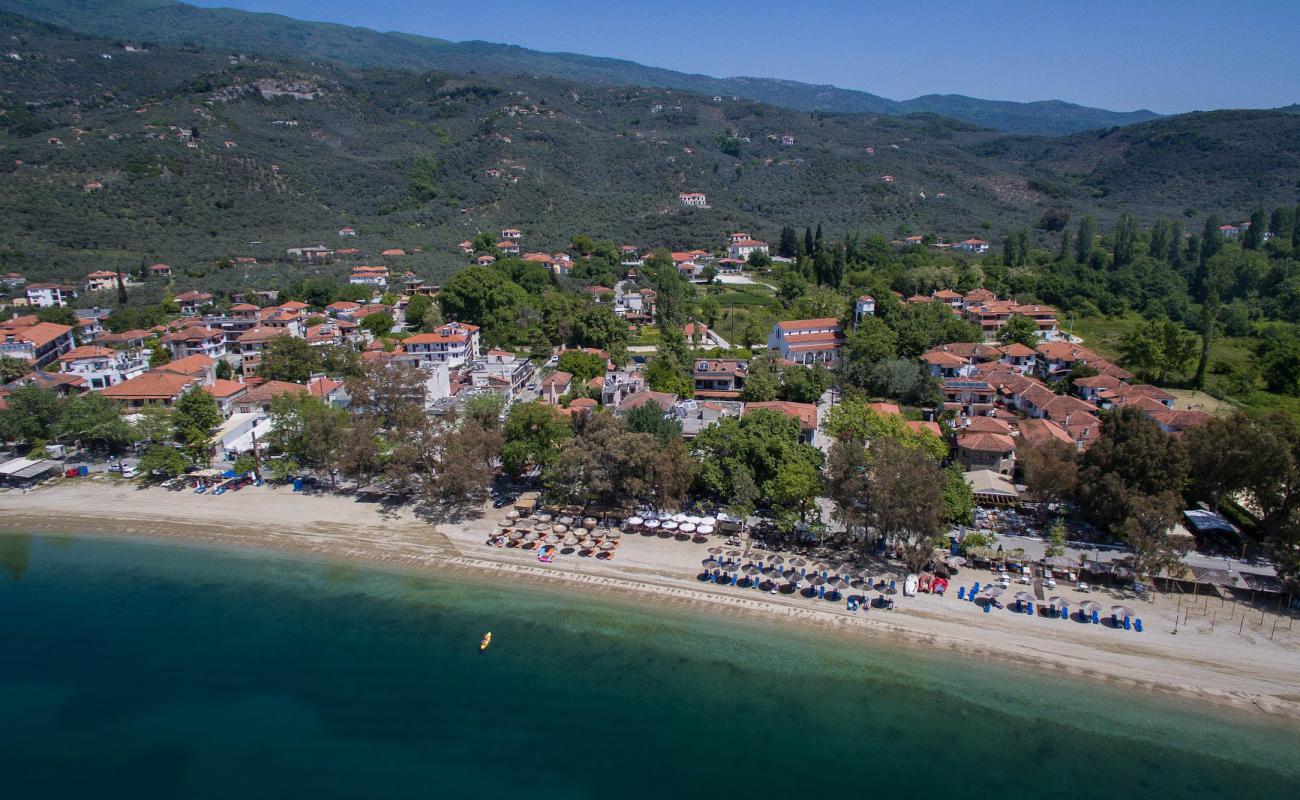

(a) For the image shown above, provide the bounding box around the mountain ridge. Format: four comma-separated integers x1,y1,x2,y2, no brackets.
1,8,1297,291
0,0,1161,136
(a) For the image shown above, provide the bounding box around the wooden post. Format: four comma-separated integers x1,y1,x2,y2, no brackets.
1239,613,1246,635
1211,608,1216,630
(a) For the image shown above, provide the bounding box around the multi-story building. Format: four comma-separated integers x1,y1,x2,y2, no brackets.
767,318,843,365
175,290,214,316
0,320,76,367
25,283,76,308
236,327,289,377
161,325,227,360
397,322,480,369
57,345,148,390
693,359,748,400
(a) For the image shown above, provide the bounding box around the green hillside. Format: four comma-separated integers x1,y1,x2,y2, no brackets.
1,11,1297,291
0,0,1161,135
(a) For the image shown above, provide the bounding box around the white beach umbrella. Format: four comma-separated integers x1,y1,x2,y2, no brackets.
696,524,714,535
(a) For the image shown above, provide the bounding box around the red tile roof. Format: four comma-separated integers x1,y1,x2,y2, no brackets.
744,401,817,430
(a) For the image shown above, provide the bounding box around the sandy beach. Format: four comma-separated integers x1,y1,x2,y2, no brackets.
3,479,1298,720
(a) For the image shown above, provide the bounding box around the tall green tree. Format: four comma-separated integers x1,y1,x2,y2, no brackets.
501,402,571,475
1077,407,1190,579
56,393,134,451
996,314,1040,348
1244,208,1268,250
1193,252,1234,387
1074,215,1096,264
172,387,222,466
0,386,61,444
1113,213,1138,269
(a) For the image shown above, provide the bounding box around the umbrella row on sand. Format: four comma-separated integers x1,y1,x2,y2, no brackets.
700,557,900,597
624,515,717,535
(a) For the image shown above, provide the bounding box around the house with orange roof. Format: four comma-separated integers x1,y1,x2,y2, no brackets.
233,380,308,414
921,348,968,378
0,320,76,366
161,325,226,360
540,370,573,404
397,321,480,369
997,342,1038,372
6,369,86,397
1016,417,1075,449
25,283,76,308
942,377,996,416
906,420,943,438
58,345,148,390
693,359,748,399
931,289,963,308
381,248,406,257
501,228,522,239
767,318,843,365
954,238,990,253
201,379,250,416
307,375,347,406
727,238,769,261
84,270,131,293
349,265,389,288
618,390,678,415
100,370,197,409
236,327,289,377
148,263,172,279
955,430,1016,475
678,192,707,207
156,354,217,383
174,290,213,316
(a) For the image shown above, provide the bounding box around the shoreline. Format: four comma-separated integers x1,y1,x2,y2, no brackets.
3,481,1299,723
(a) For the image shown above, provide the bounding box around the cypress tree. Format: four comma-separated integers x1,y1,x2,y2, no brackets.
1244,208,1267,250
115,270,128,306
1057,229,1072,262
1167,220,1185,269
803,227,814,257
814,223,824,256
1074,215,1096,264
1268,206,1295,242
1113,213,1137,269
1149,219,1170,262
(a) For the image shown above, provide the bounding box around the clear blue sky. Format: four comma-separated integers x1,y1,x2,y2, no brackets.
190,0,1299,114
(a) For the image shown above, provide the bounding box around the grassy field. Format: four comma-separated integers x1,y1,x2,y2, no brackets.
1072,314,1300,419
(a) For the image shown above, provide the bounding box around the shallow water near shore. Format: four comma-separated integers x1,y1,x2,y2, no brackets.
1,530,1297,799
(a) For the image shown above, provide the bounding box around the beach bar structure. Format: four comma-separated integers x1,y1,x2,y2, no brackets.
513,491,540,516
0,457,65,488
963,469,1019,506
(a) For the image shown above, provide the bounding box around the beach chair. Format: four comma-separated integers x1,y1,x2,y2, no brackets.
1134,619,1143,633
1026,602,1033,615
1123,617,1131,630
958,587,966,600
1091,610,1100,624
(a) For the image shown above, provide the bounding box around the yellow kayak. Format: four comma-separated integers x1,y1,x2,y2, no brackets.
479,632,492,652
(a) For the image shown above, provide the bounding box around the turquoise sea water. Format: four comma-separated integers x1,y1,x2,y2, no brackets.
1,531,1297,799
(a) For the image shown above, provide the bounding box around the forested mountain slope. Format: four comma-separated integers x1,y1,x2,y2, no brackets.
1,11,1296,286
0,0,1160,135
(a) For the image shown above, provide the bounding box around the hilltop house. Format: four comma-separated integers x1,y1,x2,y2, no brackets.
727,238,769,261
678,192,707,207
175,290,213,316
84,271,130,293
25,284,76,308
